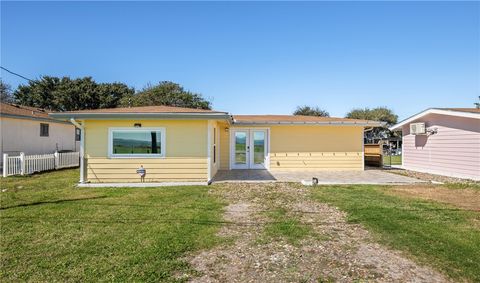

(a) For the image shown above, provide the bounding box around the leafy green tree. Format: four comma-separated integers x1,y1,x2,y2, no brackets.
0,80,14,103
14,76,59,109
346,107,398,142
96,82,135,109
475,96,480,109
14,76,134,111
346,107,398,126
293,105,329,117
120,81,212,109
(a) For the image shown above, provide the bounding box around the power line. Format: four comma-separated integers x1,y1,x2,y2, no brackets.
0,66,34,82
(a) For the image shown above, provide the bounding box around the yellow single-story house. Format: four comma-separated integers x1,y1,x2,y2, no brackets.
50,106,383,184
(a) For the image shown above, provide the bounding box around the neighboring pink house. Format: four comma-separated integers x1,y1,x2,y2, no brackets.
390,108,480,181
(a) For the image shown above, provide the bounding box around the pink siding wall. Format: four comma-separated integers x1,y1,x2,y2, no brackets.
402,113,480,181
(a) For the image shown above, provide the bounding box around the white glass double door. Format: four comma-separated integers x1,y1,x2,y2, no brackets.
231,129,268,169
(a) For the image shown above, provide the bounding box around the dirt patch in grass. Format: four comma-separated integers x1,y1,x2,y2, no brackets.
187,183,449,282
388,169,480,185
313,185,480,282
390,185,480,211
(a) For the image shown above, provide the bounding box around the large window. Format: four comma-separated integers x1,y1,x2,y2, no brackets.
108,128,166,158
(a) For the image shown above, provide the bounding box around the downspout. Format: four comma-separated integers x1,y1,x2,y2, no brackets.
207,120,212,184
70,118,85,184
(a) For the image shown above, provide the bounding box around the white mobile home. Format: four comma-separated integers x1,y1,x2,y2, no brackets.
0,103,79,166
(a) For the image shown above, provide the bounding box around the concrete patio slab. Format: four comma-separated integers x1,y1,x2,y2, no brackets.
212,169,424,185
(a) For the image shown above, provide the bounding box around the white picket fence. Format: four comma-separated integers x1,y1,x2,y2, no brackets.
3,155,22,176
2,152,80,177
57,152,80,169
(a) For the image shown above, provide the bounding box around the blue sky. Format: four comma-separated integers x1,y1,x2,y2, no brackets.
1,1,479,120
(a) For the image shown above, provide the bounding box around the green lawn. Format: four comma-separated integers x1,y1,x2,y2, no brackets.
3,170,479,282
262,208,313,245
383,154,402,165
0,169,224,282
311,185,480,282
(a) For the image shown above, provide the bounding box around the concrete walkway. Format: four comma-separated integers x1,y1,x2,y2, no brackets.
212,169,423,185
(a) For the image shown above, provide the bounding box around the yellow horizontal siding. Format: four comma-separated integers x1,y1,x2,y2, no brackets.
270,152,362,170
269,167,362,171
269,125,363,152
85,119,207,158
83,120,365,182
219,123,230,170
87,158,207,164
88,168,207,174
209,121,220,179
87,157,208,183
89,174,207,179
87,163,207,169
222,125,364,171
271,160,362,165
269,126,363,170
83,119,209,183
271,152,362,159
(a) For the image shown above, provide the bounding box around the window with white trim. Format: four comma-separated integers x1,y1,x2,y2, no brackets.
109,128,165,158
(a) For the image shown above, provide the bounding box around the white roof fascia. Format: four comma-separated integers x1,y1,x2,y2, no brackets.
232,121,385,127
389,108,480,131
49,112,231,120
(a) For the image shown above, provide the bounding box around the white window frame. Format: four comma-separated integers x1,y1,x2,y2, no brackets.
108,127,166,158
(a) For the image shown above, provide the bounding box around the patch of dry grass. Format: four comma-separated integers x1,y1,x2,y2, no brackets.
389,185,480,211
312,185,480,282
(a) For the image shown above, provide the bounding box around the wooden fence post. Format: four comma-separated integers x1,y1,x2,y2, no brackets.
54,151,59,169
20,152,25,175
2,153,7,177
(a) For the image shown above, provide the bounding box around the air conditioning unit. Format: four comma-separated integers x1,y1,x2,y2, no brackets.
410,122,426,135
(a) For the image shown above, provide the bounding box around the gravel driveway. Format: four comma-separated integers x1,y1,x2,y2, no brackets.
186,183,449,283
